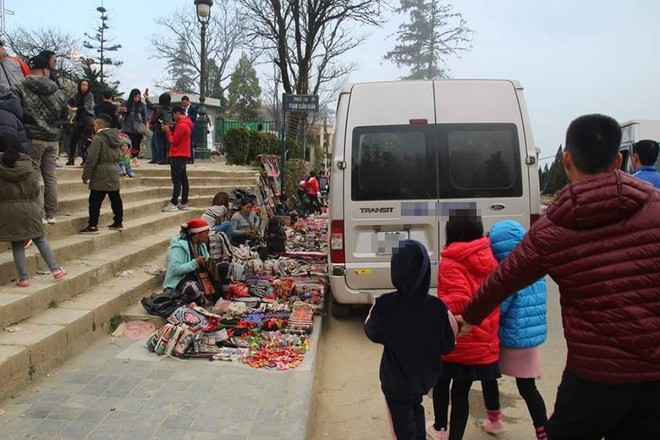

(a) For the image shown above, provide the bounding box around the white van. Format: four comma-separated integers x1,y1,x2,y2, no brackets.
327,80,541,318
619,120,660,173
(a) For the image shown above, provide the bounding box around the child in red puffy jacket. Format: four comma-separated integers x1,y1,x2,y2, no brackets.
426,209,502,440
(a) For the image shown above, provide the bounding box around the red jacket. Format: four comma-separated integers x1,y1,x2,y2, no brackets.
306,176,319,195
463,170,660,384
438,237,499,365
166,116,193,158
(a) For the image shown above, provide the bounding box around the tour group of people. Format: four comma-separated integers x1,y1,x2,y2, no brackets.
366,115,660,440
0,44,211,287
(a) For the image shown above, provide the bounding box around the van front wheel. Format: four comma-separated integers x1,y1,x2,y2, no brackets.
330,298,352,319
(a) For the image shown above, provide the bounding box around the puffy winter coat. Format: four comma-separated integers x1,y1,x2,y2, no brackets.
0,152,44,241
82,129,124,191
438,236,499,365
166,116,193,158
11,75,68,141
366,240,456,398
464,170,660,384
489,220,547,349
162,235,210,290
0,56,25,88
0,88,29,153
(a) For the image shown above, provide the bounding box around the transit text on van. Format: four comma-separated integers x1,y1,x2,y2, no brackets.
360,207,395,214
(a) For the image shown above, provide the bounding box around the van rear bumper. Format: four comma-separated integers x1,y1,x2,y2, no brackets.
329,275,389,305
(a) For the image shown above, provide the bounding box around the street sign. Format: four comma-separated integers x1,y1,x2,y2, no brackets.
283,94,319,112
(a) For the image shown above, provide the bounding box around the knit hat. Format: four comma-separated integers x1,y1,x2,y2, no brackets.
184,218,210,233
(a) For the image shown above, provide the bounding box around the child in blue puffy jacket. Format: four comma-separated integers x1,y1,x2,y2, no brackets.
489,220,548,440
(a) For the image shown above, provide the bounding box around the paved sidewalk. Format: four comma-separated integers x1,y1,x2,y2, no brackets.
0,318,321,440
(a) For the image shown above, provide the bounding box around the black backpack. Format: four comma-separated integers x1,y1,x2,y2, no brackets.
140,290,186,318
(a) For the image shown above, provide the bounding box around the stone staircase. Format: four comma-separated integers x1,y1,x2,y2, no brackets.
0,162,258,401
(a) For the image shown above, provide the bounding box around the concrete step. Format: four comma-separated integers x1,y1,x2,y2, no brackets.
51,176,144,194
0,255,165,402
120,302,166,329
56,185,222,215
0,207,203,288
138,176,258,187
55,165,258,180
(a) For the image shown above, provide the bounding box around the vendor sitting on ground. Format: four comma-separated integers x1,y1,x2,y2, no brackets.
231,198,260,246
265,217,286,254
202,191,233,238
163,218,210,291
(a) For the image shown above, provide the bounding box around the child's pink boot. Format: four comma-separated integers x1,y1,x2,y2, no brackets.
482,409,506,435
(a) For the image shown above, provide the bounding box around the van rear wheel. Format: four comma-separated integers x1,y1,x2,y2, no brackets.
330,298,352,319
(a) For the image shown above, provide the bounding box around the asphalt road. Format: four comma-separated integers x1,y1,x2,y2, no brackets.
309,277,565,440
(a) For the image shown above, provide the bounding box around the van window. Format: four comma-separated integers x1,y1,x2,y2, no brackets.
441,124,522,198
352,126,436,201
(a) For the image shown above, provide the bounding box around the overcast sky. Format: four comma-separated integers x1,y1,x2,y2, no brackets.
7,0,660,163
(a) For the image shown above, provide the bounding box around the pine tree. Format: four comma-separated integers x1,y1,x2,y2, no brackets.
82,6,122,92
384,0,473,79
546,146,569,194
227,54,262,119
167,37,196,93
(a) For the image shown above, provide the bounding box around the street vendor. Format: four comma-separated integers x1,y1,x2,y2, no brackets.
163,218,211,290
231,199,260,246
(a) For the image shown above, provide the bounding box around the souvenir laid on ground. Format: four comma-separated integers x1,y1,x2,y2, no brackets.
141,216,328,370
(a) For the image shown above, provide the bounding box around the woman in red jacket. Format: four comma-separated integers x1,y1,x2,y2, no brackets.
427,210,502,440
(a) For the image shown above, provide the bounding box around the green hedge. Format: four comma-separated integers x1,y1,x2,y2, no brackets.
224,126,251,165
226,127,305,165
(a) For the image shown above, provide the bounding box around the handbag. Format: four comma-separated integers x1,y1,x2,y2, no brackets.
133,120,148,136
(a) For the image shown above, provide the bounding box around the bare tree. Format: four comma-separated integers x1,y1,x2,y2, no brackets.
151,3,247,105
237,0,387,137
5,27,84,90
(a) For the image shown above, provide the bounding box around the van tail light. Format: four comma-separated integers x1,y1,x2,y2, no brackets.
330,220,345,264
530,213,541,225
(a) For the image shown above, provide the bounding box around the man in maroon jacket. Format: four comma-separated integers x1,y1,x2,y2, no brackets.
459,114,660,440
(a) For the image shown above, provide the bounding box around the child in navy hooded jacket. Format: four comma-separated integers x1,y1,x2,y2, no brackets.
365,240,457,440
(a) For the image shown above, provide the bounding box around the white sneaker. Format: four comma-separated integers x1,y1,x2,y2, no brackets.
46,217,56,224
162,203,178,212
177,203,189,211
42,218,48,225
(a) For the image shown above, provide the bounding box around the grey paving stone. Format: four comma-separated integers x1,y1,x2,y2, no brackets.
146,369,175,380
86,423,127,440
63,394,98,408
250,419,283,437
72,409,110,425
58,421,98,439
29,418,68,434
154,427,188,439
101,409,140,425
47,406,83,421
188,414,224,433
89,376,120,388
160,414,192,430
218,419,252,436
58,372,96,384
24,403,57,419
115,397,148,413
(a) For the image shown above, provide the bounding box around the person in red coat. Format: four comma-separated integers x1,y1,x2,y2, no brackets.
427,209,501,440
161,105,193,212
459,114,660,440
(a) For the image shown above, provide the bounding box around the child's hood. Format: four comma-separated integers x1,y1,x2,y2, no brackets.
489,220,526,262
96,128,123,149
441,236,496,278
390,239,430,299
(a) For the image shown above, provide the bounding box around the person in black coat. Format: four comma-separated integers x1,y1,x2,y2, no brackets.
365,240,457,440
0,85,28,153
